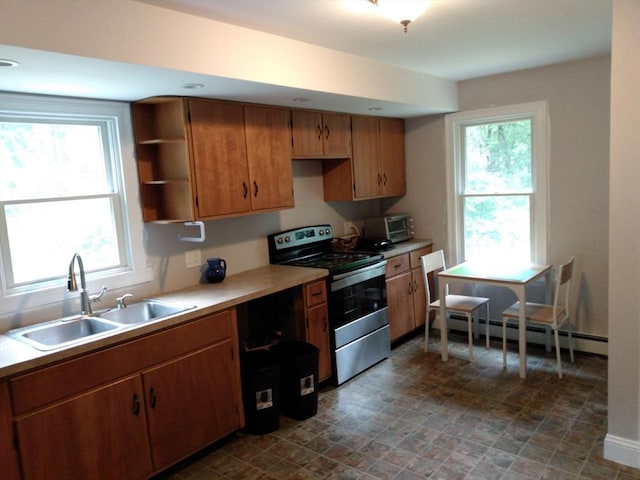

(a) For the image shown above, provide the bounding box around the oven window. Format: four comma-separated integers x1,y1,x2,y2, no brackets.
329,274,387,328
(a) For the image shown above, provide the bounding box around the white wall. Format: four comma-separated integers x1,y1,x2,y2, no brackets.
392,55,611,341
605,0,640,468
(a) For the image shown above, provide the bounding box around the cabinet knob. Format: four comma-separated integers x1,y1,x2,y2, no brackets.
132,393,140,416
316,124,322,140
253,180,259,197
408,282,413,295
242,182,248,199
149,387,157,408
324,125,330,140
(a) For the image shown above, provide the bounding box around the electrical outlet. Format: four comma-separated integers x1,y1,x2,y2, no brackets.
184,249,202,269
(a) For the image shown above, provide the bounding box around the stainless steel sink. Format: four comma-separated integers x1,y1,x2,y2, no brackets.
98,300,194,325
7,316,123,351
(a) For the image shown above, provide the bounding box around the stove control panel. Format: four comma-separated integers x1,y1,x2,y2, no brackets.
269,225,333,251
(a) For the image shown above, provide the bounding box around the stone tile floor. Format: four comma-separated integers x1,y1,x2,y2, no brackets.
157,333,640,480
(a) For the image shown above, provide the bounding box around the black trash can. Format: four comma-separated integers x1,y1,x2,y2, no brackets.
240,349,281,434
271,340,319,420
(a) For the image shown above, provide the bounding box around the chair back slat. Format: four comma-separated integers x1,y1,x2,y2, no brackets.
421,250,448,304
554,257,575,316
423,249,446,274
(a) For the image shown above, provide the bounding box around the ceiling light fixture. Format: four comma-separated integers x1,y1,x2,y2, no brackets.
0,59,19,68
183,83,205,89
367,0,432,32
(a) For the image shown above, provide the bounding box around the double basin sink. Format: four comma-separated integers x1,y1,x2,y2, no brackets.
7,300,195,351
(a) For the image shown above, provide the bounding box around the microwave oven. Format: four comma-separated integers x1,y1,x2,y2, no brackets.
363,215,414,244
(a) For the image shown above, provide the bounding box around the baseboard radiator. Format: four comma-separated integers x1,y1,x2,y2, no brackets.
433,316,608,356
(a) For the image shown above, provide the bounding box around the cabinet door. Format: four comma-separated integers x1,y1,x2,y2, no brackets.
244,106,294,211
291,110,324,157
143,341,242,471
189,99,250,218
379,117,406,197
16,375,152,480
351,115,381,199
322,113,352,157
307,304,332,381
386,271,414,341
1,382,20,480
412,270,427,329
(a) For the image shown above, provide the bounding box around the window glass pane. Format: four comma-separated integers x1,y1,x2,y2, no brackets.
463,195,530,263
0,120,111,201
5,198,120,285
464,119,532,194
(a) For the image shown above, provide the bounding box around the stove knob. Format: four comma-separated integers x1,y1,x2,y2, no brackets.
277,237,284,244
318,230,324,236
284,236,291,243
324,228,331,235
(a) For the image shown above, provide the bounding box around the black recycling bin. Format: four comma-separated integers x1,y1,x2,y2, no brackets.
240,349,281,434
271,340,319,420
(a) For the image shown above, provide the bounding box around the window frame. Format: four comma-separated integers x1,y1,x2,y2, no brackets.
0,92,153,315
444,101,549,265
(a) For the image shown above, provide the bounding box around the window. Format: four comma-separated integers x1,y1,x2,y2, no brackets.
445,102,548,265
0,93,152,314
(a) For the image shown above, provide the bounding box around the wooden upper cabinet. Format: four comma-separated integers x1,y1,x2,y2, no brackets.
291,110,351,158
132,97,295,222
352,115,382,199
244,105,294,211
188,99,251,218
322,115,405,201
132,97,195,223
379,117,406,197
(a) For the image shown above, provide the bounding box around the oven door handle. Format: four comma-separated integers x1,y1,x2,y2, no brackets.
331,261,387,291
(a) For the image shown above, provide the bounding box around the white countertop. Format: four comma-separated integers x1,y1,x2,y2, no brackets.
0,264,327,379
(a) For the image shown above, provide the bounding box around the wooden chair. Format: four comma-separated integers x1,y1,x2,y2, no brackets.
422,250,490,361
501,257,575,378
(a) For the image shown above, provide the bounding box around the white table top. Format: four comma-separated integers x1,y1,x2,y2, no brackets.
439,261,551,284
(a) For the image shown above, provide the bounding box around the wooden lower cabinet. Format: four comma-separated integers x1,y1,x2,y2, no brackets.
143,341,241,471
10,309,243,480
15,375,152,480
386,245,432,342
295,280,332,382
1,382,21,480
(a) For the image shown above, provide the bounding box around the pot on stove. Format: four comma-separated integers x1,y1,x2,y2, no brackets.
355,237,394,252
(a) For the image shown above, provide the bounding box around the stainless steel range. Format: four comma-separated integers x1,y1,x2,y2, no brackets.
268,225,390,385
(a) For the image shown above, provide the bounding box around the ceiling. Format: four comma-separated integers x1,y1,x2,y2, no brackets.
0,0,612,117
141,0,612,81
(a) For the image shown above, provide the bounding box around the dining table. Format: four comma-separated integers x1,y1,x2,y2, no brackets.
437,261,552,379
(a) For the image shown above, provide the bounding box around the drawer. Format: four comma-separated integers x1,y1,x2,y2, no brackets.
385,254,410,277
410,246,433,270
11,309,236,415
304,280,327,307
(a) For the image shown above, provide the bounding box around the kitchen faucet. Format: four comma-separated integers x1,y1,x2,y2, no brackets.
67,253,106,316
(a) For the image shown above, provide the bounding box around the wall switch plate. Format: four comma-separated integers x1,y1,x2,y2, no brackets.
185,249,202,269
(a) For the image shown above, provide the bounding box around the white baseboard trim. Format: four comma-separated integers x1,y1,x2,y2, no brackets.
604,433,640,468
434,317,608,356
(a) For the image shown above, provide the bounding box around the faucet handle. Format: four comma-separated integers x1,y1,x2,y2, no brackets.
90,286,108,303
116,293,134,309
